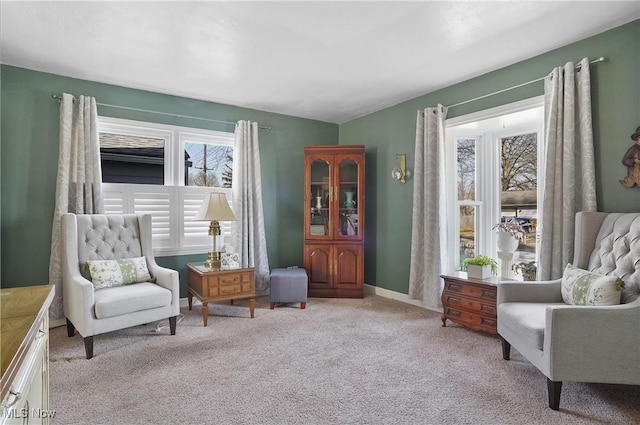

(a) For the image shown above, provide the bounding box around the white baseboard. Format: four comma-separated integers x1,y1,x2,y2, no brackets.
364,284,441,313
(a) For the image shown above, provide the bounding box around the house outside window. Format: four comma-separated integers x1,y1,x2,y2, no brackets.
445,97,544,277
98,117,234,256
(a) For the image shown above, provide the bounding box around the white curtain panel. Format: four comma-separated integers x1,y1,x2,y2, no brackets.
409,105,449,310
539,57,597,280
232,120,270,292
49,93,104,322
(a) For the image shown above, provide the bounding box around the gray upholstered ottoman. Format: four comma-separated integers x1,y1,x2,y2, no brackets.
269,268,308,309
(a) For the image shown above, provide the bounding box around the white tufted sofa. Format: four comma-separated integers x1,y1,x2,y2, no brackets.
62,213,180,359
497,212,640,410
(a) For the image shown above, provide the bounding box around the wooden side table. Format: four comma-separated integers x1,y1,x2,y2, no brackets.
187,263,256,326
440,272,501,334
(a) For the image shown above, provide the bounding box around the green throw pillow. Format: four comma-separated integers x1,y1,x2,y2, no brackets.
561,263,624,306
86,257,152,289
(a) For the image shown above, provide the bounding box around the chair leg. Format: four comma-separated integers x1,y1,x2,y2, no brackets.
65,318,76,337
169,316,177,335
500,336,511,360
547,378,562,410
83,336,94,360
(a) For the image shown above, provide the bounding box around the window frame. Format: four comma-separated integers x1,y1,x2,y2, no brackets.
98,116,235,256
444,96,544,273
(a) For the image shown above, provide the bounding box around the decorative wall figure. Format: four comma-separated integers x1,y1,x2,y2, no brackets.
619,126,640,190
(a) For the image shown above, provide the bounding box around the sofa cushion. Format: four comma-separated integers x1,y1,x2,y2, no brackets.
94,282,171,319
561,263,624,306
87,257,151,289
498,302,559,350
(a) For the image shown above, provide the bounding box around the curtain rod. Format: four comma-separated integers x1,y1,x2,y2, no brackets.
51,94,272,130
446,56,605,109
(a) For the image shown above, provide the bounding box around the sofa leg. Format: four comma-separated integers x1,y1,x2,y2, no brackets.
300,302,306,309
500,336,511,360
169,316,177,335
547,378,562,410
66,318,76,337
83,336,94,360
270,302,276,309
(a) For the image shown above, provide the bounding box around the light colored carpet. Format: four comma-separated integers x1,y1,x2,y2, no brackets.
49,295,640,424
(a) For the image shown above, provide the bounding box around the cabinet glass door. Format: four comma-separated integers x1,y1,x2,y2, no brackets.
337,157,360,239
309,158,330,237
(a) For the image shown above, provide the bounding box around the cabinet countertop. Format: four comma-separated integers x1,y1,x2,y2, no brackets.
0,285,55,400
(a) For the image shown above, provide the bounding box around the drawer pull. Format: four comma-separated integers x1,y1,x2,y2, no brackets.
4,390,21,408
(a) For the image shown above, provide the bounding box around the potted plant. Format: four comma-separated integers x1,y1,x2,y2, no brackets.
512,261,537,281
493,218,526,252
463,255,498,279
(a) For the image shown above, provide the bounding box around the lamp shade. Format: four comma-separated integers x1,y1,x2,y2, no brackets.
194,193,237,221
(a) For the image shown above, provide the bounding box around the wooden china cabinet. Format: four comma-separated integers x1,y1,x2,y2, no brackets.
303,145,365,298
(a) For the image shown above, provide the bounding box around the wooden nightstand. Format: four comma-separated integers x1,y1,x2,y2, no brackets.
187,263,256,326
440,272,502,335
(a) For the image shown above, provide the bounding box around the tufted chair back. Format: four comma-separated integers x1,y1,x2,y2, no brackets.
76,214,144,265
587,213,640,303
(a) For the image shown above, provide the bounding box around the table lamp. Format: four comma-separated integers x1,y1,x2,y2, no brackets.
194,192,237,269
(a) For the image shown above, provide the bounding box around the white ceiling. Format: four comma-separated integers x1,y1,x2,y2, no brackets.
1,1,639,124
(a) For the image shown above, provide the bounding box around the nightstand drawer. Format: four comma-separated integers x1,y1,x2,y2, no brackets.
219,274,241,285
442,295,497,316
444,307,497,332
446,282,496,301
220,284,242,295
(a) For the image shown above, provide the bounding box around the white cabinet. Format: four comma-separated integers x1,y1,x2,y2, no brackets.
1,286,54,425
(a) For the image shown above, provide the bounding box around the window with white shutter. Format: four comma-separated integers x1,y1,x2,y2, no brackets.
99,117,234,256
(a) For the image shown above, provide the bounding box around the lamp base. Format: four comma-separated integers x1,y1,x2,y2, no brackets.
205,252,221,270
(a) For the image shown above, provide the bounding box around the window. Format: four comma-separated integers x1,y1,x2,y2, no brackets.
445,97,544,276
98,117,234,256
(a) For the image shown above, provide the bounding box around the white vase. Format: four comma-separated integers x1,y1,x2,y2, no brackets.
466,264,492,279
497,231,518,252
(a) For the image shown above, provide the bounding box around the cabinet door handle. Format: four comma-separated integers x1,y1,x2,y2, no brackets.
4,390,22,408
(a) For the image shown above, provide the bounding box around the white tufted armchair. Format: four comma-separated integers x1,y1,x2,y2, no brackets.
62,213,180,359
497,212,640,410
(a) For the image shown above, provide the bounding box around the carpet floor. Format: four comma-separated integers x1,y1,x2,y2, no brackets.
49,295,640,424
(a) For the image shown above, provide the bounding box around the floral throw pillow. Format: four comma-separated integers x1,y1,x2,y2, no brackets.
86,257,152,289
561,263,625,306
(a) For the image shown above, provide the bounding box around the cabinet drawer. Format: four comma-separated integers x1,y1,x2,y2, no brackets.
445,282,496,301
442,295,496,316
444,307,497,333
219,284,242,295
219,274,241,285
203,271,254,297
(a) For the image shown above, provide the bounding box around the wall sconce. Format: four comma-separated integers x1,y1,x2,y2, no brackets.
391,154,407,184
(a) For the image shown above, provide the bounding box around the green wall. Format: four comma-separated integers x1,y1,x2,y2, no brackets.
0,66,338,294
2,20,638,298
339,20,640,295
